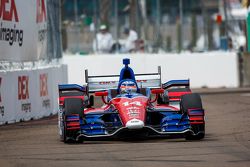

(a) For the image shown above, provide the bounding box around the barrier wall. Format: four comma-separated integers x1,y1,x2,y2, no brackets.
64,52,239,88
242,53,250,87
0,0,48,61
0,65,67,125
0,0,62,62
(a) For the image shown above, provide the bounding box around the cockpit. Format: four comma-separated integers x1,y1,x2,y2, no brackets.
118,79,138,94
117,58,139,95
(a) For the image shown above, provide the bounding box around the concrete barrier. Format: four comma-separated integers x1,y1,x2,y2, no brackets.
63,52,239,88
0,65,67,125
242,53,250,87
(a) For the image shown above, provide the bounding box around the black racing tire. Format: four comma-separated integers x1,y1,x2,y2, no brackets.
180,93,205,140
64,98,84,117
63,98,84,143
180,93,202,114
168,88,191,93
62,121,68,143
158,88,191,105
60,124,66,142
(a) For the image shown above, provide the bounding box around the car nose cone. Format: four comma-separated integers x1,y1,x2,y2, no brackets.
126,118,144,129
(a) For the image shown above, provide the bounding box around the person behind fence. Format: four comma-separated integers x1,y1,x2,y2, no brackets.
121,27,138,53
93,24,113,53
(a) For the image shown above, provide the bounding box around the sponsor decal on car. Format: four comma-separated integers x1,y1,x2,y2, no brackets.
123,101,142,107
123,101,142,118
126,107,140,118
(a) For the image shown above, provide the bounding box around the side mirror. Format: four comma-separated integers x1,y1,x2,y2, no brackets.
95,91,108,97
150,89,164,103
151,89,164,94
94,91,109,104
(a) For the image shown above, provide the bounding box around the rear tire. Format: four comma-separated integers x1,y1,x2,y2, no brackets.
180,93,205,140
63,98,84,143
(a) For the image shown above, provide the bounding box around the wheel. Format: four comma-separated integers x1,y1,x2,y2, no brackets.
64,98,84,117
168,88,191,93
159,88,191,105
180,93,205,140
63,98,84,143
180,93,202,113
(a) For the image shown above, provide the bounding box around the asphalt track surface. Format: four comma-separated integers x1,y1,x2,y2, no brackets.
0,91,250,167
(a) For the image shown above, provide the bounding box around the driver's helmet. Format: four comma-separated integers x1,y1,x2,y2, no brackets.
119,80,137,94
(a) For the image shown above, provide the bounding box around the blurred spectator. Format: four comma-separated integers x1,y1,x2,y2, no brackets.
122,27,138,52
228,37,233,50
93,24,113,53
110,42,122,53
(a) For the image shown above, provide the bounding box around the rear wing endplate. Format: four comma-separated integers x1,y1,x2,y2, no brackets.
85,66,161,92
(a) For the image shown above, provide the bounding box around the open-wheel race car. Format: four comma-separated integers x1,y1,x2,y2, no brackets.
58,58,205,143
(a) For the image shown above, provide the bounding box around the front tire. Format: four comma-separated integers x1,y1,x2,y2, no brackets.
63,98,84,143
180,93,205,140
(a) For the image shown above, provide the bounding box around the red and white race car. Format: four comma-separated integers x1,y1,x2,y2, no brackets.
58,58,205,143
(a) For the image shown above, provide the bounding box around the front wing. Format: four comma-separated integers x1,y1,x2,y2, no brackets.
60,110,203,141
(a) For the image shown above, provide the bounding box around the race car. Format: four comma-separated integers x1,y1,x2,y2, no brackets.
58,58,205,143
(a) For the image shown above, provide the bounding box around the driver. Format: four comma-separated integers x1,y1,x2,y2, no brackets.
119,80,137,94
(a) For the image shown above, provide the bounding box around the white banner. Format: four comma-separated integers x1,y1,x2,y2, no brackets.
0,65,67,125
0,0,47,62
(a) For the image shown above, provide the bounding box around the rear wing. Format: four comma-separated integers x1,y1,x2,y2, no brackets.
85,67,161,92
58,84,87,97
58,84,88,106
162,79,190,89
